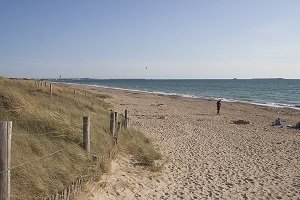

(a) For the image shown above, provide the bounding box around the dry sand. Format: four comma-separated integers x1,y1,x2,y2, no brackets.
77,86,300,199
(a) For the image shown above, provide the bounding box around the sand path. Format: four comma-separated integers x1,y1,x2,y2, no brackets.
77,87,300,199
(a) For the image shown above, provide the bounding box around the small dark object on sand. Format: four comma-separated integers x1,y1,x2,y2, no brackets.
272,118,282,126
158,115,165,119
288,122,300,129
232,120,250,125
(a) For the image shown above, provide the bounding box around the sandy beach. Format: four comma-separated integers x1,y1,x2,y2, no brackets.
77,86,300,199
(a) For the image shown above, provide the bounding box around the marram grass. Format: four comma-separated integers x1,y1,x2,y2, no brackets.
0,77,160,199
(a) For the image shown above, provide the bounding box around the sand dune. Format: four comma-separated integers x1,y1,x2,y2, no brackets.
77,87,300,199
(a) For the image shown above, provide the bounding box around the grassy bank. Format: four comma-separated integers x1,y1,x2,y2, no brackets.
0,77,160,199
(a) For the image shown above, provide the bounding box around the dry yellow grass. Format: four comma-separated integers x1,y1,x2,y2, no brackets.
0,77,160,199
118,128,162,172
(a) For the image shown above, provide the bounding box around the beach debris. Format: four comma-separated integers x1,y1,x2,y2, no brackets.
287,122,300,130
158,115,165,119
272,118,283,128
151,103,164,106
231,120,250,125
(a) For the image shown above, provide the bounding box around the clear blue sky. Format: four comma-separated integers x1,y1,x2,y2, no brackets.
0,0,299,79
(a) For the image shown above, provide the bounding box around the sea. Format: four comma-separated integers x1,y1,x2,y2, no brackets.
55,79,300,110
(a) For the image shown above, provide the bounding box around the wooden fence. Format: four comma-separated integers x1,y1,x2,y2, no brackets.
0,81,130,200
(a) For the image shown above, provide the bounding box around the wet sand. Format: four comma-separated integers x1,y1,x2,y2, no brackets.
77,86,300,199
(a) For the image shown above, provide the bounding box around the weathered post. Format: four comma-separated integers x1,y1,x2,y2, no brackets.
124,110,128,128
114,112,118,128
0,121,12,200
118,122,121,131
83,116,90,153
49,84,53,98
44,82,47,87
110,111,115,136
73,90,76,98
67,186,71,199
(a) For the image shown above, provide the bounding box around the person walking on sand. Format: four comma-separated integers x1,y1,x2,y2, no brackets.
217,99,221,115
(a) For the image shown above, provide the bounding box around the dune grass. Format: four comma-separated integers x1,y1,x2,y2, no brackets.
118,128,162,172
0,77,161,199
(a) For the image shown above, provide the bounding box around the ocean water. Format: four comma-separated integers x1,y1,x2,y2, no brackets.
56,79,300,109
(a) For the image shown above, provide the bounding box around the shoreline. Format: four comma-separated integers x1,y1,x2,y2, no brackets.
63,81,300,111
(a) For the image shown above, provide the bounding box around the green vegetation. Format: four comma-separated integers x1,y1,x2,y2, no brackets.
0,77,161,199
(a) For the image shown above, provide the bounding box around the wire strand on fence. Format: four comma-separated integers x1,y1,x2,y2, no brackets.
13,134,69,139
0,139,88,175
12,127,81,137
11,134,75,155
0,126,80,141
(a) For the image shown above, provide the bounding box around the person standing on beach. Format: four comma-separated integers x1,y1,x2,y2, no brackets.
217,100,221,115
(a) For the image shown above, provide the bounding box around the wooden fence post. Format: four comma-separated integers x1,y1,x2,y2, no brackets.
124,110,128,128
73,90,76,98
110,111,115,136
49,84,53,98
114,112,118,129
0,121,12,200
83,116,90,153
117,122,121,131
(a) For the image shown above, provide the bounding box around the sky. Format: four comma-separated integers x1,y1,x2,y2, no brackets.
0,0,299,79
